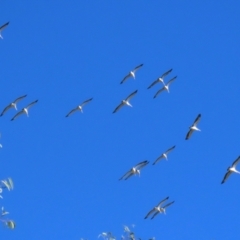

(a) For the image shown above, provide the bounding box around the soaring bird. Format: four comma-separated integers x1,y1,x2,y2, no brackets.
113,90,138,113
120,64,143,84
11,100,38,121
0,22,9,39
185,114,201,140
66,98,93,117
0,95,27,117
221,156,240,184
119,160,149,180
147,69,172,89
144,196,172,219
152,146,176,165
150,201,175,219
153,76,177,98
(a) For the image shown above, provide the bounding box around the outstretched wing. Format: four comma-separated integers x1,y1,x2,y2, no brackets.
232,156,240,168
0,104,12,116
144,208,155,219
152,154,164,165
119,169,132,180
132,63,143,73
113,102,125,113
11,110,25,121
157,196,169,207
221,171,232,184
153,87,165,98
120,73,131,84
165,145,176,154
193,114,201,126
166,76,177,86
66,107,79,117
160,69,172,79
0,22,9,31
185,128,194,140
25,100,38,109
135,160,149,169
147,79,159,89
151,211,160,219
126,90,138,101
13,94,27,104
80,98,93,108
162,201,175,209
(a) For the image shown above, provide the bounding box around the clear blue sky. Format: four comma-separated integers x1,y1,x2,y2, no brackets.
1,1,240,239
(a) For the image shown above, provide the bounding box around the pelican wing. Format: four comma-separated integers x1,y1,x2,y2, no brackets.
0,104,12,116
160,68,172,78
165,145,176,154
120,73,131,84
25,100,38,109
126,90,138,101
144,208,156,219
113,102,125,113
153,87,165,98
152,154,164,165
166,76,177,86
0,22,9,31
119,169,132,180
157,196,169,207
151,211,160,219
11,110,25,121
221,171,232,184
147,79,159,89
193,114,201,126
132,63,143,73
124,172,135,180
185,128,194,140
80,98,93,107
13,94,27,104
66,107,79,117
135,160,149,169
232,156,240,168
162,201,175,209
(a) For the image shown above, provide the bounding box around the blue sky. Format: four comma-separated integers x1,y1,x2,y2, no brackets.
1,1,240,239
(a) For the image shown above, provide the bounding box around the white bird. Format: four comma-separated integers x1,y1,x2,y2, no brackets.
0,22,9,39
221,156,240,184
0,94,27,116
66,98,93,117
185,114,201,140
153,76,177,98
144,196,169,219
11,100,38,121
113,90,138,113
120,64,143,84
147,69,172,89
150,201,175,219
119,160,149,180
1,207,9,216
153,145,176,165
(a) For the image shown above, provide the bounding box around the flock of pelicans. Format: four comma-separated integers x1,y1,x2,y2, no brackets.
1,19,240,239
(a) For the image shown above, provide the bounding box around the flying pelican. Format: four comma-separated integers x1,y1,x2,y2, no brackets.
0,95,27,117
221,156,240,184
185,114,201,140
119,160,149,180
0,22,9,39
11,100,38,121
151,201,175,219
152,145,176,165
113,90,138,113
66,98,93,117
153,76,177,98
120,64,143,84
144,196,169,219
147,69,172,89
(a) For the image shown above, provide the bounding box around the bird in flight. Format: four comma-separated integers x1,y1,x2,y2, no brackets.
113,90,138,113
66,98,93,117
11,100,38,121
144,196,174,219
185,114,201,140
0,95,27,117
119,160,149,180
120,64,143,84
0,22,9,39
152,145,176,165
221,156,240,184
153,76,177,98
147,69,172,89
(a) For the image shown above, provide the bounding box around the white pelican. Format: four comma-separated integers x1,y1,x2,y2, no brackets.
0,22,9,39
152,145,176,165
0,94,27,116
147,69,172,89
120,64,143,84
151,201,175,219
11,100,38,121
66,98,93,117
113,90,138,113
144,196,169,219
221,156,240,184
153,76,177,98
119,160,149,180
185,114,201,140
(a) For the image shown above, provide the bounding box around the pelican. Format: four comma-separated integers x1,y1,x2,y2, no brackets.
0,94,27,116
66,98,93,117
186,114,201,140
120,64,143,84
113,90,138,113
144,196,169,219
151,201,175,219
153,76,177,98
221,156,240,184
119,160,149,180
147,69,172,89
0,22,9,39
11,100,38,121
152,145,176,165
